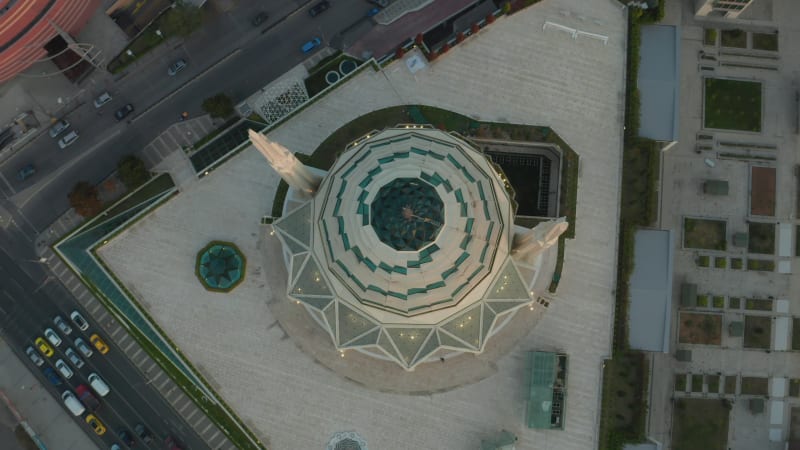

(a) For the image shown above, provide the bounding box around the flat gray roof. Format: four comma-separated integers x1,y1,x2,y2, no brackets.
638,25,679,141
629,229,674,353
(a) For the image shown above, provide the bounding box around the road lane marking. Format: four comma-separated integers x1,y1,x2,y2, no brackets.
110,325,123,338
16,129,123,208
208,429,222,445
130,347,142,360
123,340,136,352
0,171,16,197
158,377,171,390
193,415,206,428
200,421,214,436
184,408,198,422
177,397,191,413
90,302,101,314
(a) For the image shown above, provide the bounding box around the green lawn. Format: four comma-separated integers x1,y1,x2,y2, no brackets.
672,399,730,450
745,298,772,311
752,33,778,51
714,257,727,268
684,218,727,250
304,54,362,97
704,78,762,132
741,377,769,395
730,258,743,270
720,29,747,48
691,374,704,393
748,222,775,254
712,296,725,308
744,316,771,349
747,259,775,271
621,139,659,227
697,255,710,267
599,352,648,448
704,29,717,46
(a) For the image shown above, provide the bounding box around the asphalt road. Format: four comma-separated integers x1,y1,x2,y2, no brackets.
0,0,373,231
0,224,209,450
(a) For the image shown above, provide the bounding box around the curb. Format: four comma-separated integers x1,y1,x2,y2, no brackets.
129,48,242,125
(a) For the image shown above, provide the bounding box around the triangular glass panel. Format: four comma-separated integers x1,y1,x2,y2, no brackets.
337,302,379,345
411,332,440,366
437,329,472,350
279,230,308,254
481,304,497,343
291,258,331,296
485,262,530,300
294,294,333,311
377,329,401,361
440,305,482,349
343,328,380,348
290,253,308,283
386,328,432,365
487,300,526,314
515,266,536,285
323,303,337,339
274,202,312,247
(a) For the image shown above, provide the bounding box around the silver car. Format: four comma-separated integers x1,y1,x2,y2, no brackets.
64,348,85,369
58,130,79,149
93,92,112,108
44,328,62,347
26,346,44,367
74,337,93,358
54,316,72,336
48,119,70,138
167,59,187,76
55,359,74,379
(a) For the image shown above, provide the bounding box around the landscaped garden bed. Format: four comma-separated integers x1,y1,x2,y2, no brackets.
745,298,772,311
704,29,717,46
747,259,775,272
743,316,771,349
679,312,722,345
697,255,710,267
750,167,776,216
684,217,727,250
713,296,725,308
675,374,687,392
748,222,775,254
672,399,730,450
599,352,648,447
752,32,778,51
793,318,800,350
703,78,762,132
740,376,769,395
720,29,747,48
724,376,737,394
691,374,704,393
729,297,741,309
714,257,727,268
707,375,720,394
730,258,743,270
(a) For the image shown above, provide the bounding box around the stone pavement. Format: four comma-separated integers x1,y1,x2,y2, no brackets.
96,1,627,449
0,337,98,450
648,0,800,449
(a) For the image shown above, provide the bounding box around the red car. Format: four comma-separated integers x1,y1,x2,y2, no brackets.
164,436,183,450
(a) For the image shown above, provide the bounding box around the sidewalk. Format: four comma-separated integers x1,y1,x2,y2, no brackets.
0,338,98,450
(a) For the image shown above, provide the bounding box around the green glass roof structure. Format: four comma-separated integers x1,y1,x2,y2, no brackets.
196,241,246,292
272,128,550,370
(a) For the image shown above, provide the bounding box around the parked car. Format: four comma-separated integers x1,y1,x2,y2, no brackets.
93,92,113,108
43,367,62,386
135,423,154,444
301,37,322,53
55,359,74,379
117,429,135,447
86,414,106,435
251,11,269,26
62,390,85,416
114,104,134,121
53,315,72,336
76,384,100,411
48,119,70,138
366,7,380,17
70,310,89,331
44,328,62,347
167,59,187,76
90,334,109,354
110,445,122,450
17,164,35,181
34,337,53,357
308,0,330,16
165,436,183,450
88,373,110,397
65,347,85,369
75,337,94,358
58,130,79,149
25,346,44,366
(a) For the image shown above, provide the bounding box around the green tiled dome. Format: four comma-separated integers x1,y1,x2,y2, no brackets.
370,178,443,251
196,241,246,292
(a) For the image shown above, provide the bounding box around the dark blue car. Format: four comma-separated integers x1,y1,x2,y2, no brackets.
43,367,62,386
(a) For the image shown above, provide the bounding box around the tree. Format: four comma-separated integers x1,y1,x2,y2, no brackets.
117,155,151,190
68,182,102,218
160,2,203,37
202,93,235,119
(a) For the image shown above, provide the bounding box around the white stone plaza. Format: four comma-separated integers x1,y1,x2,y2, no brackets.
97,1,626,448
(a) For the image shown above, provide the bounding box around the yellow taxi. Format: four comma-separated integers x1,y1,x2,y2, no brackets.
85,414,106,435
90,334,109,354
34,337,54,357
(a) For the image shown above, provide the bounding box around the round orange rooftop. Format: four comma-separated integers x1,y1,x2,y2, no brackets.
0,0,101,83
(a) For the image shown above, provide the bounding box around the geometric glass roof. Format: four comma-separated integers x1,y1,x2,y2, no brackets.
271,127,554,370
370,177,443,251
195,241,246,292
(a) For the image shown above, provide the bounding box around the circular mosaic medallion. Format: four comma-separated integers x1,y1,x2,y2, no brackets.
371,177,444,251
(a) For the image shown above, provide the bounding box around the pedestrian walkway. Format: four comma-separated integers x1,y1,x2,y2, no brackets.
0,338,98,450
139,115,216,168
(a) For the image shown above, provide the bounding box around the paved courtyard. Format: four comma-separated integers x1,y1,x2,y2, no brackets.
97,1,626,449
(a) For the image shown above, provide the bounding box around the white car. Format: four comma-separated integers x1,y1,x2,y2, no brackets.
44,328,62,347
74,337,93,358
53,316,72,336
93,92,112,108
48,119,70,138
25,346,44,367
65,348,85,369
88,373,110,397
70,310,89,331
58,130,79,149
55,359,74,379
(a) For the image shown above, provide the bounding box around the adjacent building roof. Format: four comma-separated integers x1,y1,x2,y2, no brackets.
526,351,567,429
629,229,674,353
703,179,729,195
638,25,680,142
